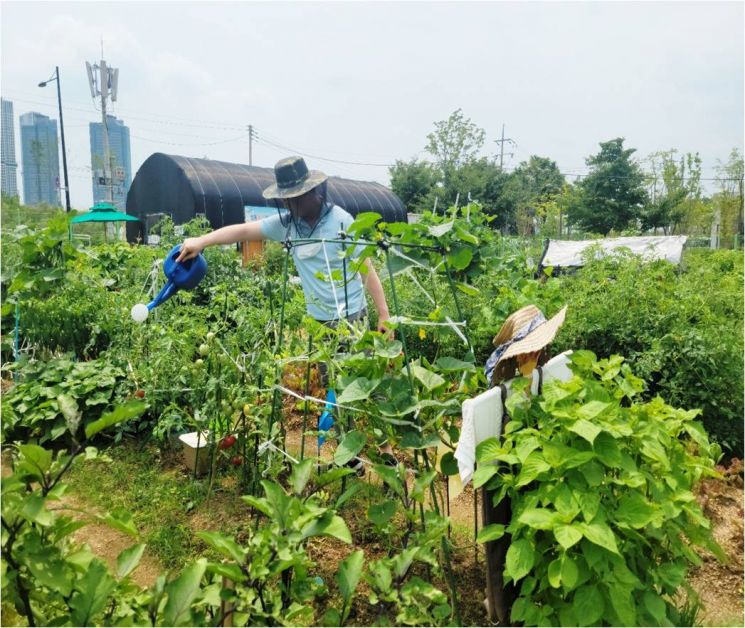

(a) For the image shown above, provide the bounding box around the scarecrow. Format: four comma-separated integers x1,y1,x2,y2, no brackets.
456,304,569,623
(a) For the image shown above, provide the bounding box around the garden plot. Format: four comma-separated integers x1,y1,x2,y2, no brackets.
2,206,743,626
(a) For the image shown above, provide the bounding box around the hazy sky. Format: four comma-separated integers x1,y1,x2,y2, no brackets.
2,0,743,210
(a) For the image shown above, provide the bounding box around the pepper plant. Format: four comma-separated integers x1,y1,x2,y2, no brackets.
474,351,725,626
198,457,357,626
1,402,149,626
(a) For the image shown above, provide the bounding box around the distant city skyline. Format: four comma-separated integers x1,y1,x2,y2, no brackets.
19,111,60,207
1,97,18,198
89,114,131,209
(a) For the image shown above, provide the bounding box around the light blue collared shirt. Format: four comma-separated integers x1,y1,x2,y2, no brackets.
259,204,365,321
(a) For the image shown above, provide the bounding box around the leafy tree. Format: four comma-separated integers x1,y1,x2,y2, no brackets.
568,138,648,235
641,150,702,234
413,158,517,229
389,159,438,213
391,110,521,228
510,156,565,235
530,184,578,238
425,108,486,176
713,148,744,247
512,156,565,202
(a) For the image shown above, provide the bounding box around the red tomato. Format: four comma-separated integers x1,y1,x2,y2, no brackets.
219,435,237,450
231,455,242,466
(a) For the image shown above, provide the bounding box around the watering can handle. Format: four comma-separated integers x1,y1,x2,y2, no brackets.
147,281,178,310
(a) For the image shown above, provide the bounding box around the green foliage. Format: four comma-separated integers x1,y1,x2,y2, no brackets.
641,150,702,234
478,352,724,627
201,468,353,626
509,156,566,236
2,356,143,445
713,148,744,246
389,110,518,226
3,214,83,302
389,159,439,213
364,512,453,626
335,549,365,625
2,186,740,626
2,441,358,627
1,436,163,626
425,108,486,172
568,138,649,235
554,250,744,455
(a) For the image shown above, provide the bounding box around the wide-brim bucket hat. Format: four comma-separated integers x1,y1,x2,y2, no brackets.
262,155,328,200
493,304,568,365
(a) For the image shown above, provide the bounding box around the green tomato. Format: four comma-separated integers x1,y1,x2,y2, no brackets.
206,331,216,342
194,358,204,368
198,344,210,357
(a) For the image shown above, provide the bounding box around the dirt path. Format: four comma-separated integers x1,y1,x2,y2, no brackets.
55,493,163,588
690,474,744,626
1,452,163,589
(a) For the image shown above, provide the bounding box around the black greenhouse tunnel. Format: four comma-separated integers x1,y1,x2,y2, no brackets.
125,153,407,242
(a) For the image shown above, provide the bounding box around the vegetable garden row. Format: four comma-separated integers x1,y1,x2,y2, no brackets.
1,204,743,626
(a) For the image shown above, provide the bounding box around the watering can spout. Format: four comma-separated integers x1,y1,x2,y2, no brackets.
147,281,178,310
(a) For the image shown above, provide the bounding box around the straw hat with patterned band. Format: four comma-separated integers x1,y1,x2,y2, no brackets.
262,156,328,200
484,304,568,385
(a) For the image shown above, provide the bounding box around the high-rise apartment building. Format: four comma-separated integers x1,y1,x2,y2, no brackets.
1,98,19,198
20,112,60,206
89,115,131,209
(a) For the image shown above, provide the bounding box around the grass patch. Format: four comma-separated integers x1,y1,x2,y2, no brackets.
66,439,249,569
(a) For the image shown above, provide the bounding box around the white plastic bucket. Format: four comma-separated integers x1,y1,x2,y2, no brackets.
178,431,211,476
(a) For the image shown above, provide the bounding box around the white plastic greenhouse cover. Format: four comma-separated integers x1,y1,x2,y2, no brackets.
540,235,689,269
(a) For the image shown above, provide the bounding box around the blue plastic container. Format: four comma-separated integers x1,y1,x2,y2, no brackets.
147,245,208,310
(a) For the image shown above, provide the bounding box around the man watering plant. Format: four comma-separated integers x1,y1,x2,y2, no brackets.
177,156,390,330
177,156,395,469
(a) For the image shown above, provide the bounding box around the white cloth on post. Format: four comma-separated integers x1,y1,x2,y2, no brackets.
455,350,575,486
454,386,505,485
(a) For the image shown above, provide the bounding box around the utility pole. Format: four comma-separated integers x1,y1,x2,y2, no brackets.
54,67,71,213
100,60,113,204
86,55,119,206
494,124,515,171
38,66,71,212
247,125,254,166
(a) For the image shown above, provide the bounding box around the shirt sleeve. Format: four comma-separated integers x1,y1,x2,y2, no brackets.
259,213,289,242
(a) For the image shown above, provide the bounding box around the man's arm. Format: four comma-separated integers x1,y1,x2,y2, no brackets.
176,221,265,262
362,258,391,333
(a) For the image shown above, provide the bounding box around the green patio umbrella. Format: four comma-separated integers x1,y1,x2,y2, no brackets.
69,202,141,241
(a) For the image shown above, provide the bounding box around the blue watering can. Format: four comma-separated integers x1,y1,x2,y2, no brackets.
147,245,208,310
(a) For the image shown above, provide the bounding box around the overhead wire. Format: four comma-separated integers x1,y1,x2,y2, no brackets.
128,133,252,147
5,89,740,184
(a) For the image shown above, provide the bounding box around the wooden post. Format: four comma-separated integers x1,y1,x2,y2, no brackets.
220,575,235,627
482,486,514,624
241,240,264,267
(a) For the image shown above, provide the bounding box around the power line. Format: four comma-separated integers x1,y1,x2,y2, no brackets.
559,171,741,182
128,133,251,147
255,134,394,167
257,127,408,162
6,90,739,182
